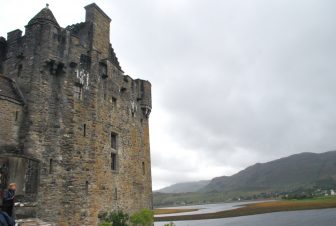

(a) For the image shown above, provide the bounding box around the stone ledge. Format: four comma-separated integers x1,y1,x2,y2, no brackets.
16,218,57,226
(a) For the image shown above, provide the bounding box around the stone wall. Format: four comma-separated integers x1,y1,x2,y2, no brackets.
0,98,23,149
0,3,152,226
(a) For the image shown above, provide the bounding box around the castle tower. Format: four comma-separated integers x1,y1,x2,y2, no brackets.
0,4,152,225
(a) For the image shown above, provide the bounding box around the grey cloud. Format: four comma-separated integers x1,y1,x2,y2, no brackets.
113,0,336,189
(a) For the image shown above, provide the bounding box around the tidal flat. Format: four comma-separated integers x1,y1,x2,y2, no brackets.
155,196,336,221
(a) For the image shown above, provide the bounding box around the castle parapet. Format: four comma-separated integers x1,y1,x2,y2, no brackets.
136,79,152,118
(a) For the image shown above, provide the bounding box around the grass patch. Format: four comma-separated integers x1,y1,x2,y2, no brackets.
155,196,336,221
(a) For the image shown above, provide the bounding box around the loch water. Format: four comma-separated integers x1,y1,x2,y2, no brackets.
155,203,336,226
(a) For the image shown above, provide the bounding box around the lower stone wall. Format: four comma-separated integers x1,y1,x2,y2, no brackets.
0,100,22,148
16,218,57,226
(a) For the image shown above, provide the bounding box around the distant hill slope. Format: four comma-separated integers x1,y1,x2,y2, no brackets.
202,151,336,193
157,180,210,193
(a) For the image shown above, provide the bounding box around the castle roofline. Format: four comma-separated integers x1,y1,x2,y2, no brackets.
85,3,111,22
27,6,60,27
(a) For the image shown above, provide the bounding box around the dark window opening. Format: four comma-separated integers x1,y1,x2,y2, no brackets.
69,62,77,68
100,62,108,79
104,93,107,100
114,187,118,200
111,133,117,149
111,153,117,171
121,87,127,93
85,181,89,194
112,97,117,109
49,159,53,174
83,124,86,137
15,111,18,121
17,64,22,77
142,162,145,175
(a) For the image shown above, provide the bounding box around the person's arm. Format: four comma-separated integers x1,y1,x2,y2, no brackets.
3,191,14,201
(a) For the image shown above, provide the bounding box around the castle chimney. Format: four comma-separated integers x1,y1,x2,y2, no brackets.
85,3,111,57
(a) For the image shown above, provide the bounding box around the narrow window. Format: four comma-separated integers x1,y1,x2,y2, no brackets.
17,64,22,77
83,124,86,137
111,153,117,171
111,133,117,149
85,181,89,194
112,97,117,109
49,159,53,174
15,111,18,121
114,188,118,200
142,162,145,175
100,62,108,79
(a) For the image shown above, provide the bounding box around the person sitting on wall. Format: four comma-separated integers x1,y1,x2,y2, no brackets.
2,183,16,217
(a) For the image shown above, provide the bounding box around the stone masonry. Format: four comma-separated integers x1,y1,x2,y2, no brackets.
0,3,152,225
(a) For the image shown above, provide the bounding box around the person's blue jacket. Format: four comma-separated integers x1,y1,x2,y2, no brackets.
0,211,15,226
2,190,14,205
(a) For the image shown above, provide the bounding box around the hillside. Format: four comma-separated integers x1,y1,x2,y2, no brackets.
157,180,210,193
202,151,336,193
154,151,336,207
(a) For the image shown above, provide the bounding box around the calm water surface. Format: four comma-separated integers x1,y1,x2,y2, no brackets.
155,207,336,226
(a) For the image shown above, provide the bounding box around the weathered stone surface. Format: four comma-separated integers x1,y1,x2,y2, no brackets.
16,218,57,226
0,3,152,225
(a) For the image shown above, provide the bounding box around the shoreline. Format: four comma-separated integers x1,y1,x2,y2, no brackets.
154,197,336,221
154,208,199,215
154,198,274,209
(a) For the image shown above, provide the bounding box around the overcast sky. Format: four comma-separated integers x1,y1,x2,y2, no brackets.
1,0,336,190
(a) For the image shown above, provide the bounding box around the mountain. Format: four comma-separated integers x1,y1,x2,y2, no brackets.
157,180,210,193
202,151,336,193
153,151,336,207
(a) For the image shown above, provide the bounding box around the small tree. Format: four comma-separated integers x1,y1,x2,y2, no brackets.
99,210,129,226
130,209,154,226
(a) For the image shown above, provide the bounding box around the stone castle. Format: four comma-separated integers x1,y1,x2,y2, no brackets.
0,3,152,225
